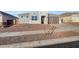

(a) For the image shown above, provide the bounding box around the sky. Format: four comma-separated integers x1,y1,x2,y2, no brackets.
0,0,78,16
48,11,65,14
5,11,65,16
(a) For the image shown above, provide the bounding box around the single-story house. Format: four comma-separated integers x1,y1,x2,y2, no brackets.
59,12,79,24
48,14,59,24
18,11,48,24
0,11,60,27
18,11,60,24
0,11,18,27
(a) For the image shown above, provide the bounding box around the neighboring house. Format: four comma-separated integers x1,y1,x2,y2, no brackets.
18,11,48,24
59,12,79,23
0,11,18,27
48,14,59,24
0,11,60,27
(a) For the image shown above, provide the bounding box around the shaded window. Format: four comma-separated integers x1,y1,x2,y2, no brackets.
32,16,37,20
26,16,29,18
21,16,23,18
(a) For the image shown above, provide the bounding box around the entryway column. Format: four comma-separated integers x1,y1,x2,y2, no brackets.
59,18,62,24
13,19,16,25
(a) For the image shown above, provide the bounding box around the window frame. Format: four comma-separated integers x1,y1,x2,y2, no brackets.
32,16,37,20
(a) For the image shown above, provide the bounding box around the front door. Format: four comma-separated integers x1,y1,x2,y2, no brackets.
41,16,45,24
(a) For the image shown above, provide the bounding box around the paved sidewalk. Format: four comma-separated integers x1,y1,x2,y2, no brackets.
0,36,79,48
0,30,47,37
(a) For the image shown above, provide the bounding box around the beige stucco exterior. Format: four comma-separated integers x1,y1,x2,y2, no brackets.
18,11,48,24
60,16,72,22
60,14,79,23
0,14,3,26
2,15,16,24
71,15,79,22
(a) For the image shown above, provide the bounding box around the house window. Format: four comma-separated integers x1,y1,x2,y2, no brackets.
32,16,37,20
26,16,29,18
21,16,23,18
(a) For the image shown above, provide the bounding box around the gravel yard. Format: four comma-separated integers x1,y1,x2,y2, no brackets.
0,31,79,45
0,24,51,32
0,24,79,46
0,24,79,33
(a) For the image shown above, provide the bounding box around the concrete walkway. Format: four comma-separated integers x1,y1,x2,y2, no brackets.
0,36,79,48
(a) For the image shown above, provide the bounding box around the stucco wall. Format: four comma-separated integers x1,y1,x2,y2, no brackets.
63,16,72,22
2,15,15,22
29,11,41,24
18,11,48,24
2,15,17,26
0,14,3,26
60,16,72,23
18,13,31,24
39,11,48,24
60,14,79,23
71,15,79,22
29,11,48,24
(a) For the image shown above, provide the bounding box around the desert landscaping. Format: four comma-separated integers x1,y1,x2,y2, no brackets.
0,23,79,47
0,11,79,48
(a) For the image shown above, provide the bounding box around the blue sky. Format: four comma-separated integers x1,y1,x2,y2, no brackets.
5,11,65,16
48,11,65,14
